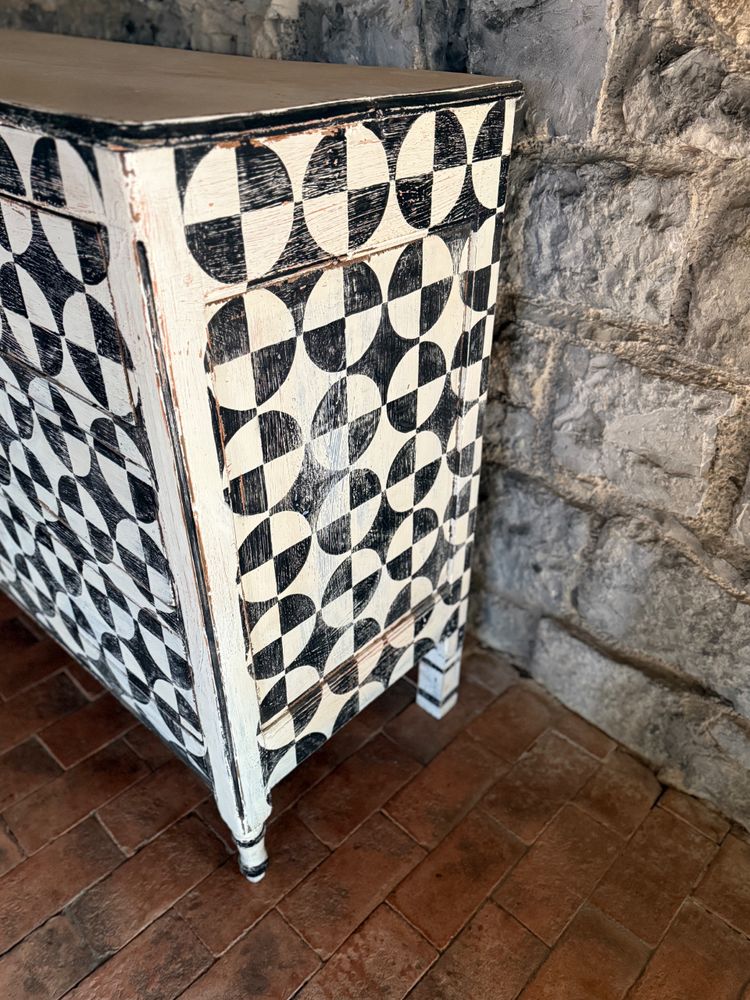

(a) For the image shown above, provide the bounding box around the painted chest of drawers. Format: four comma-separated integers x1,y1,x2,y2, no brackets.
0,30,520,878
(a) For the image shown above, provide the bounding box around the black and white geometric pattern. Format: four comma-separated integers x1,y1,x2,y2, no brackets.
0,125,105,220
0,491,207,773
0,195,136,420
188,97,514,786
0,368,175,608
0,126,206,773
176,99,512,288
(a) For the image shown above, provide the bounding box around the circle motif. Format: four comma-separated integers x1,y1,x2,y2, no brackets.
395,110,467,229
303,124,390,257
183,142,294,283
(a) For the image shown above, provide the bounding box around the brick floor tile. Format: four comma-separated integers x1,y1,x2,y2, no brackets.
297,903,436,1000
520,905,650,1000
659,788,731,843
551,708,616,759
466,685,555,762
295,733,420,848
0,825,23,876
385,731,507,848
0,818,122,953
0,914,97,1000
63,661,105,700
592,807,717,946
38,693,135,768
694,834,750,936
5,740,148,854
409,901,547,1000
0,593,18,622
0,634,71,700
176,812,328,956
389,809,525,949
194,798,235,852
0,738,62,812
495,805,623,946
180,909,319,1000
65,911,212,1000
97,758,209,854
272,718,374,816
630,900,750,999
385,680,495,765
0,673,86,753
279,812,424,958
481,731,599,843
0,619,42,690
355,677,415,732
67,814,227,954
461,646,519,696
123,723,176,770
575,748,661,838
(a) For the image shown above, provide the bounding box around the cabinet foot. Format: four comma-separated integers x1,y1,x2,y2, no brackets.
235,825,268,882
416,648,461,719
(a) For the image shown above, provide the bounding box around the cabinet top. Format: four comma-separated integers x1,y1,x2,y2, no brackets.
0,30,522,146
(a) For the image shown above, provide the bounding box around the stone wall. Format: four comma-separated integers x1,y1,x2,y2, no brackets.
4,0,750,825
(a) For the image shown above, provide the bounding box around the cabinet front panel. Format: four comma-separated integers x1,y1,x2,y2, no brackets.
208,215,497,736
0,195,136,421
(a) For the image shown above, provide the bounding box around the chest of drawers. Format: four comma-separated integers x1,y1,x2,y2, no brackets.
0,30,520,879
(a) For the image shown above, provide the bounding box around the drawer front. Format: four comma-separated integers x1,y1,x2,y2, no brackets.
176,97,513,298
0,124,105,222
0,493,207,773
0,195,136,420
207,218,495,735
0,373,175,609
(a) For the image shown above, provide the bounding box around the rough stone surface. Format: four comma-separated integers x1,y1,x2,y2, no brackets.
531,620,750,829
685,196,750,373
474,471,592,618
484,327,550,468
504,162,691,327
623,45,750,159
468,591,539,665
551,346,735,517
576,522,750,717
468,0,610,138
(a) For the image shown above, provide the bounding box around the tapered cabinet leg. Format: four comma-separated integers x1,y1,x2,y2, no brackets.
417,643,462,719
234,824,269,882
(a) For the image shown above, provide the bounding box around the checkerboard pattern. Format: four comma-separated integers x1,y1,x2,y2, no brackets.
0,126,205,775
192,97,514,784
0,491,207,773
176,98,513,288
0,195,136,420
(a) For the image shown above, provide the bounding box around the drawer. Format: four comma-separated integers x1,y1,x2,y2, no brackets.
207,220,489,727
0,194,136,421
179,99,509,296
0,497,206,769
0,372,176,609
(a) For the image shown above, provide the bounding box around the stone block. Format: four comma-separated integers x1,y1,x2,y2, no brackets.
484,327,550,467
530,619,750,828
467,0,610,138
474,471,592,617
685,196,750,373
576,522,750,717
551,346,734,517
622,45,750,160
468,590,538,664
504,162,691,327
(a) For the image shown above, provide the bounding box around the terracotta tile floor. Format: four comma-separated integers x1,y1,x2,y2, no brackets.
1,595,750,999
